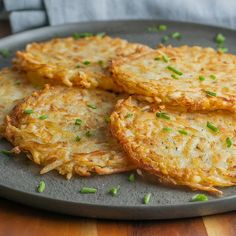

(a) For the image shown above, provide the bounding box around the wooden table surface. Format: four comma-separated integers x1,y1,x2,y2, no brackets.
0,20,235,236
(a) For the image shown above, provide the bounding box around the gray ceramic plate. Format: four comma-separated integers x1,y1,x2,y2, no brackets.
0,20,235,220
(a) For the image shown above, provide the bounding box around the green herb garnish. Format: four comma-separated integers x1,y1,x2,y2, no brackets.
39,114,48,120
147,26,158,32
156,112,170,120
166,66,183,75
207,121,219,132
80,187,97,194
162,127,172,132
205,90,217,97
158,24,167,31
143,193,151,204
162,54,169,63
75,135,81,142
0,150,12,156
210,75,216,80
178,130,188,135
96,32,106,37
73,32,93,39
226,137,232,148
128,173,135,182
190,194,208,202
37,181,46,193
24,109,34,114
154,57,160,61
75,118,82,125
162,35,169,43
125,113,133,119
104,116,111,123
171,74,179,80
0,49,10,58
171,32,181,40
85,130,93,137
199,75,205,81
109,185,120,196
83,60,90,65
218,47,228,53
215,33,225,44
87,104,97,109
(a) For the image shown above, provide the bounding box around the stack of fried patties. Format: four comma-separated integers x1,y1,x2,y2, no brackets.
1,34,235,195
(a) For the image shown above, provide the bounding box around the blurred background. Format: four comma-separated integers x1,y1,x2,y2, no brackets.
0,0,236,33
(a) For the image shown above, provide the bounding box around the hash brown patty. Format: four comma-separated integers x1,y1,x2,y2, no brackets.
110,45,236,112
14,35,151,91
4,86,135,179
110,97,236,194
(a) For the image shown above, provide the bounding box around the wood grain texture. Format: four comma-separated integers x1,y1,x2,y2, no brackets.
0,20,235,236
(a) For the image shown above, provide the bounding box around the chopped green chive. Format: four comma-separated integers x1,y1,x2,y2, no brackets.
128,173,135,182
154,57,160,61
85,130,93,137
205,90,217,97
0,49,10,58
158,24,167,31
171,32,182,40
76,65,81,68
207,121,219,132
190,194,208,202
226,137,232,148
143,193,151,204
109,185,120,196
210,75,216,80
178,130,188,135
75,118,82,125
24,109,34,114
37,181,46,193
73,32,93,39
39,114,48,120
125,113,133,119
0,150,12,156
215,33,225,44
83,60,90,65
147,26,158,32
80,187,97,194
96,32,106,37
199,75,205,81
162,35,169,43
104,116,111,123
171,74,179,80
75,135,81,142
162,54,169,63
87,104,97,109
156,112,170,120
218,47,228,53
162,127,172,132
166,66,183,76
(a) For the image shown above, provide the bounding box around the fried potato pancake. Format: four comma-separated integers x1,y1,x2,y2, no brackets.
110,97,236,194
0,68,35,135
4,86,135,178
13,35,151,91
110,45,236,112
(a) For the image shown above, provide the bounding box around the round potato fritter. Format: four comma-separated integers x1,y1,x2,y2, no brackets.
0,68,35,135
110,97,236,194
4,86,135,179
13,35,151,91
110,45,236,112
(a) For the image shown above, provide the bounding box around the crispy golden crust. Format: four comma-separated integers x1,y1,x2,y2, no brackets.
110,45,236,112
0,68,35,135
110,97,236,194
13,36,151,91
4,86,135,178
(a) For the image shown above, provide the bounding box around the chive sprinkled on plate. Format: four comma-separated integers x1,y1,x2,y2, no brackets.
143,193,151,204
162,54,169,63
125,113,133,119
199,75,205,81
85,130,93,137
87,104,97,109
24,109,34,114
162,35,169,43
109,185,120,196
73,32,93,39
128,173,135,182
75,135,81,142
96,32,106,37
190,194,208,202
37,181,46,193
83,60,90,65
0,48,10,58
39,114,48,120
226,137,232,148
75,118,82,125
104,116,111,123
210,75,216,80
207,121,219,132
205,90,217,97
156,112,170,120
154,57,160,61
215,33,225,44
166,66,183,75
0,150,12,156
178,130,188,135
162,127,172,132
171,32,181,40
171,74,179,80
218,47,228,53
80,187,97,194
158,24,167,31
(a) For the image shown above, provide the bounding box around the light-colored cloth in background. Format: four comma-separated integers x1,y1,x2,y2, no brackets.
1,0,236,33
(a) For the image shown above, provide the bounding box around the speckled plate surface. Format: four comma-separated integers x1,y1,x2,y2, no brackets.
0,20,235,220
